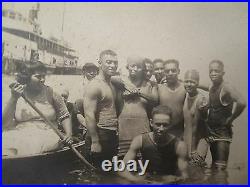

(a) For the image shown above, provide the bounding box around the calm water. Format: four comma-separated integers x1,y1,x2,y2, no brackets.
2,74,248,184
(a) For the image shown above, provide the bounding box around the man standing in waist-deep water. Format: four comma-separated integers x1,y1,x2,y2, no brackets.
205,60,246,183
182,70,209,166
118,105,188,183
158,59,186,138
83,49,119,167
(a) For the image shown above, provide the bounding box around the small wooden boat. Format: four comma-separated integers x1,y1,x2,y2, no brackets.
2,141,86,184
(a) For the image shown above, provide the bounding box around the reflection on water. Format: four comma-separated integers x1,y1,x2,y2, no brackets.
3,160,245,184
2,75,247,184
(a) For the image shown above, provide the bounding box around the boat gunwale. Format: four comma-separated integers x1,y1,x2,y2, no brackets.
2,141,85,160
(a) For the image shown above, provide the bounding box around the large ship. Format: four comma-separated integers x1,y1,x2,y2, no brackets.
2,3,82,75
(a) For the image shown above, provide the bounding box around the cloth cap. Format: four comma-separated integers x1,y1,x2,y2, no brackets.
184,69,199,83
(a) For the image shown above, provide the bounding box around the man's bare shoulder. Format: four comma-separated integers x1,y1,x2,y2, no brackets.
84,78,103,97
197,92,209,110
178,81,185,89
222,82,236,93
130,134,143,150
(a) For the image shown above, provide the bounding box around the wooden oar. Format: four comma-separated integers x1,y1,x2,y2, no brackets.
24,94,96,170
9,83,96,170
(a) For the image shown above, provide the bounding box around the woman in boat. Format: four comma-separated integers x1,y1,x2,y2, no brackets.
113,55,158,158
2,61,73,156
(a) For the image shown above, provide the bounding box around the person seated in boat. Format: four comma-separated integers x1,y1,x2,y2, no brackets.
61,89,87,139
118,105,188,183
73,98,87,137
2,61,73,157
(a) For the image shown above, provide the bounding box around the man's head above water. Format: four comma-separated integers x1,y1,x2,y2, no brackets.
150,105,173,139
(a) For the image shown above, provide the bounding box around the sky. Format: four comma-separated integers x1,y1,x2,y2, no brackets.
3,2,248,87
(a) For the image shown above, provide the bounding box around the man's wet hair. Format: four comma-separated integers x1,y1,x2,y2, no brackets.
143,58,153,66
152,105,172,120
99,49,117,61
126,58,146,71
165,59,180,69
153,58,164,66
184,69,200,83
82,63,99,73
209,60,224,71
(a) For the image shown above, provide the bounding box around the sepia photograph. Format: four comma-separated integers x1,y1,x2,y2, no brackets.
2,2,248,184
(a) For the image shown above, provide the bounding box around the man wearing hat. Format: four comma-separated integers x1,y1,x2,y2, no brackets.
183,69,209,166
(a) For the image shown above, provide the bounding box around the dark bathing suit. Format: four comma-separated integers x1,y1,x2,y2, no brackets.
140,133,179,175
207,82,233,168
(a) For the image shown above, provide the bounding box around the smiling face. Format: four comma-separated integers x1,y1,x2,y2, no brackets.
209,62,224,84
184,70,199,95
99,54,118,77
184,79,198,95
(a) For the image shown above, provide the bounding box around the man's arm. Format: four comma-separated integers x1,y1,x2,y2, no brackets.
176,141,189,179
83,84,101,153
223,84,246,124
191,96,208,152
197,83,209,91
3,83,24,130
3,96,18,130
118,135,144,182
138,84,159,105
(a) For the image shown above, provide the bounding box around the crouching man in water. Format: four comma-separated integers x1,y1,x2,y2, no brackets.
83,49,119,168
118,105,188,183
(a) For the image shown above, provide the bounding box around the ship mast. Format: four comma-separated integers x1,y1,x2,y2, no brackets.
61,3,66,67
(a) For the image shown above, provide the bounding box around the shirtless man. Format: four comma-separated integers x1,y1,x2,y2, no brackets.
119,105,188,183
183,70,209,166
206,60,246,172
143,58,159,119
83,49,119,167
82,62,99,82
153,59,165,84
158,59,186,137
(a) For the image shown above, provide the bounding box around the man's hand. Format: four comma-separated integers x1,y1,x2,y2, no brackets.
190,151,206,167
62,135,74,146
10,82,25,99
223,117,233,127
123,89,139,97
91,141,102,153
